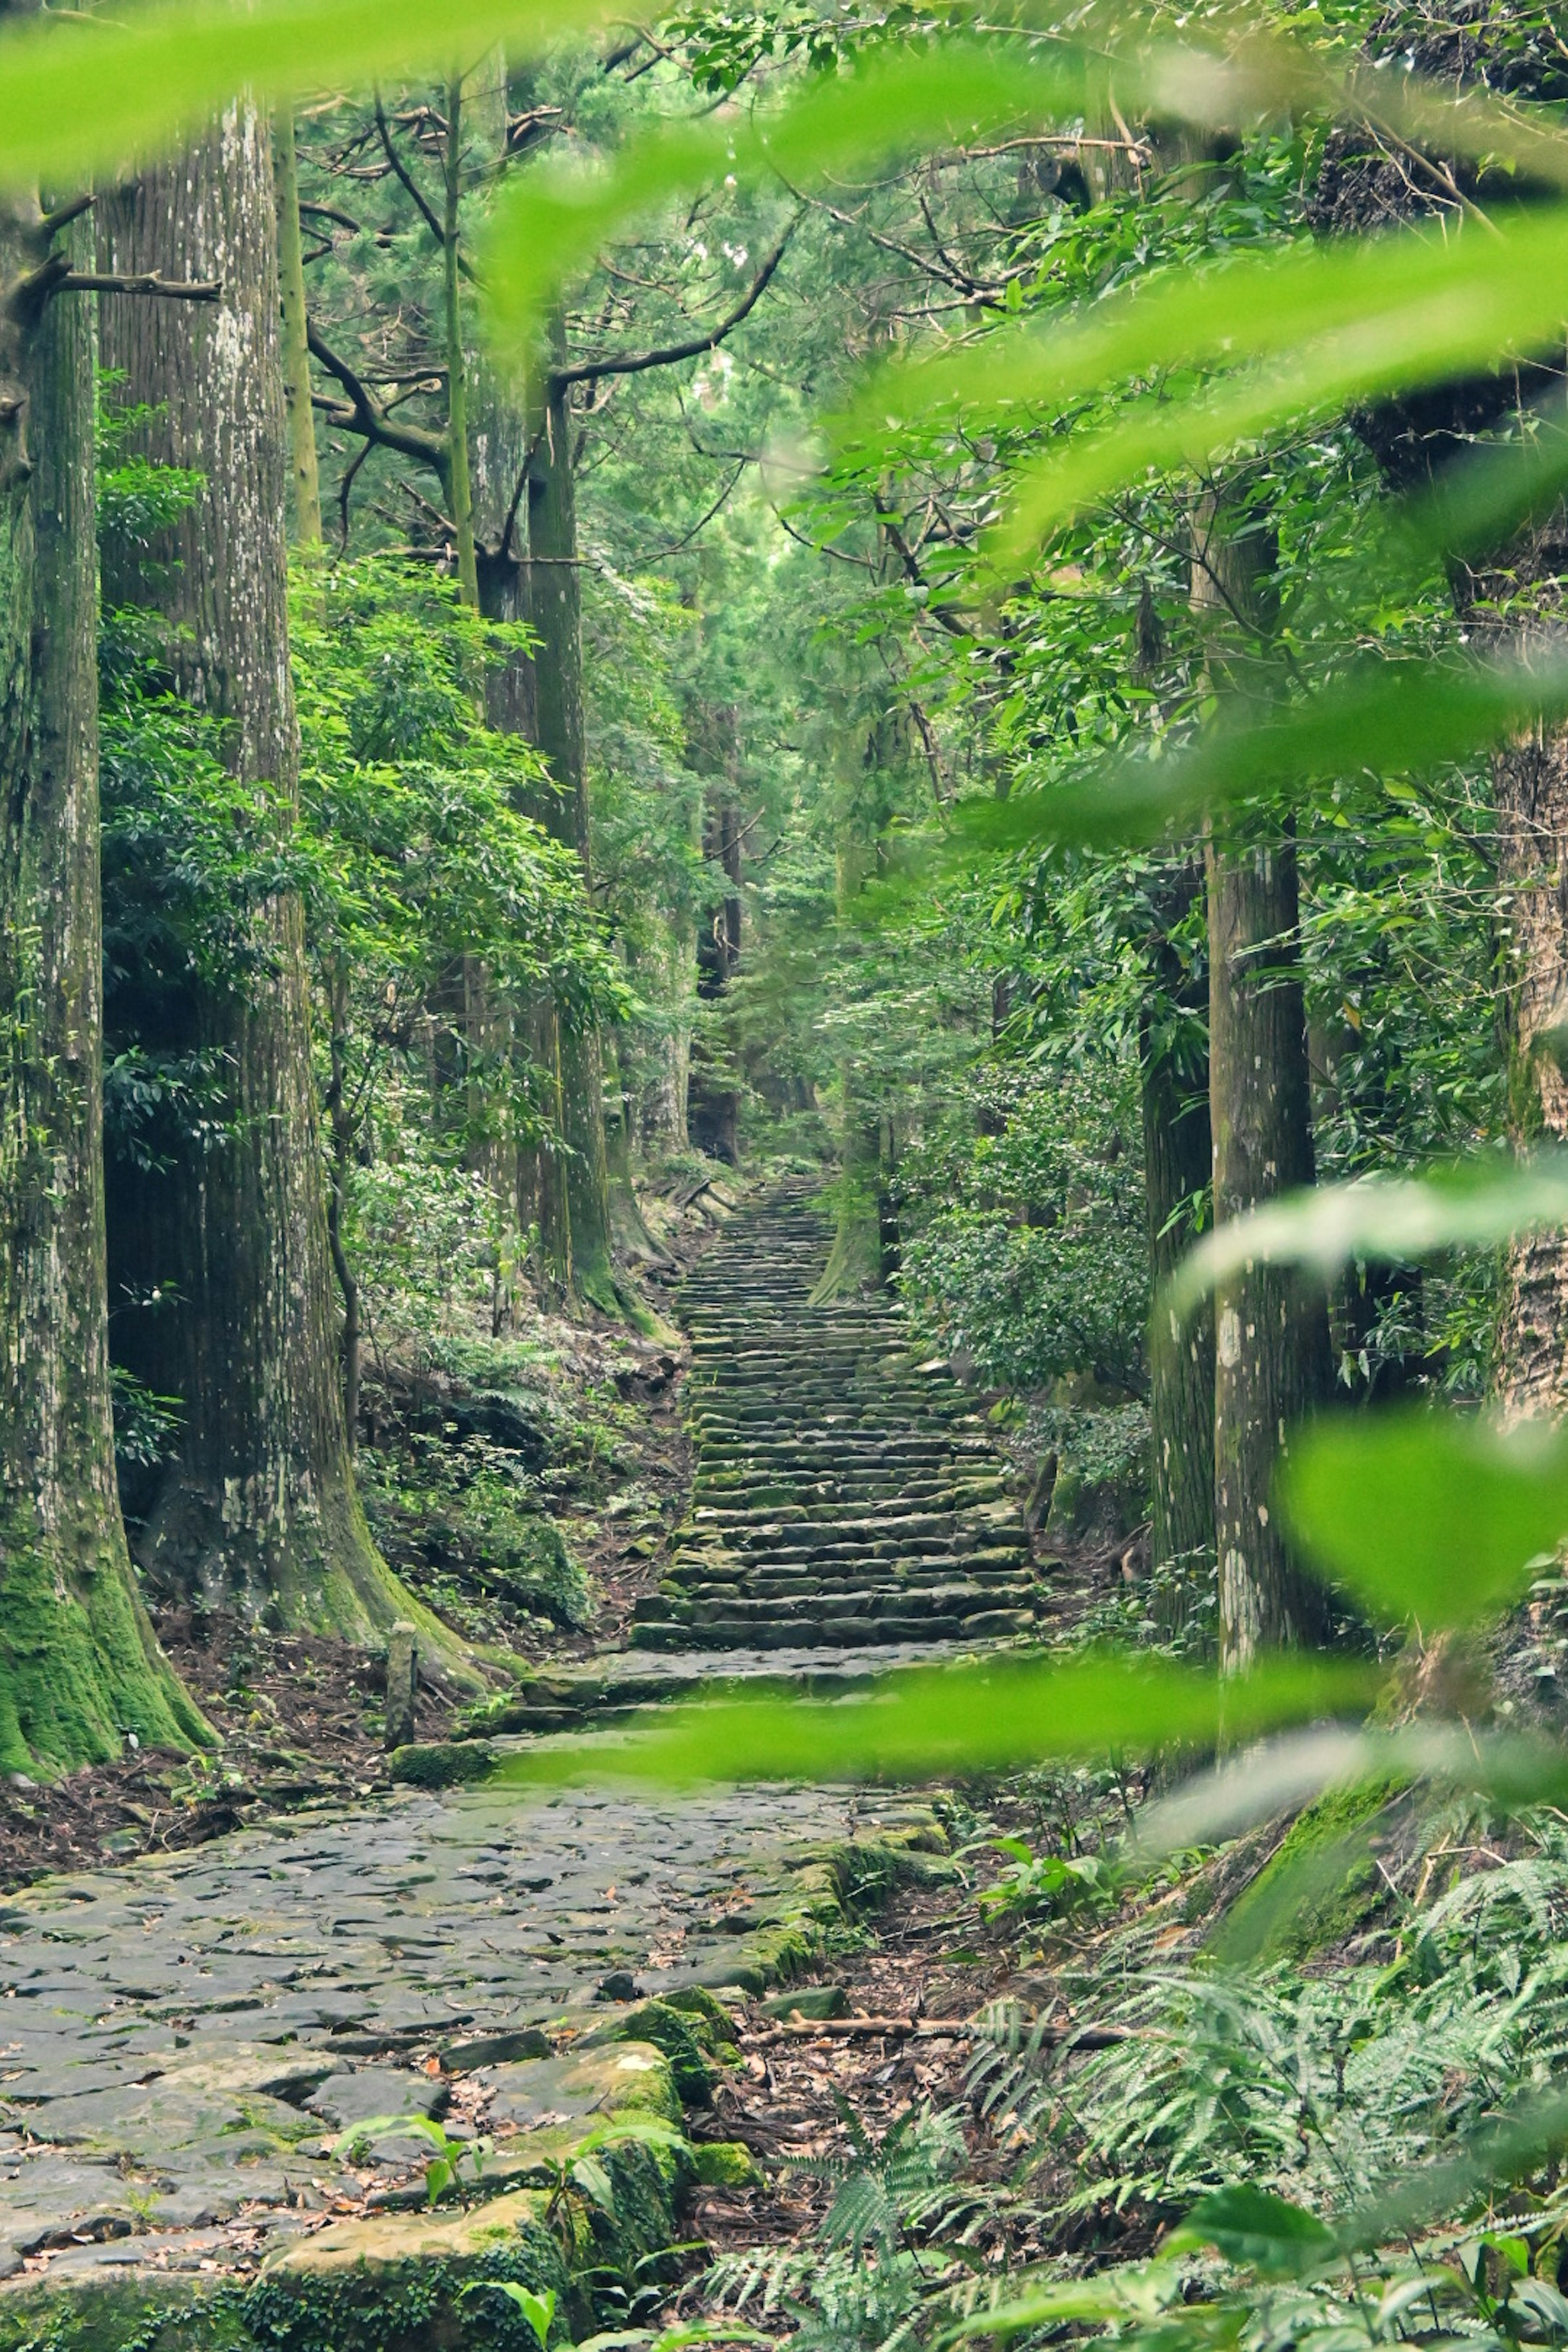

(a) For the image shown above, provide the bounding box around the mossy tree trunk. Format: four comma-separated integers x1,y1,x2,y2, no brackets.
1194,489,1331,1669
0,207,207,1773
98,116,466,1664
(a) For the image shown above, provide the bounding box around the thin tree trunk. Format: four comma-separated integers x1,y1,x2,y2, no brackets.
1194,489,1331,1669
443,74,479,613
0,210,206,1772
529,333,619,1314
1140,871,1216,1617
1494,725,1568,1414
274,109,322,551
323,953,360,1450
98,115,465,1664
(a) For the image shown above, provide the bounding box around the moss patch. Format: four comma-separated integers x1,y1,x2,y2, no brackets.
388,1740,497,1789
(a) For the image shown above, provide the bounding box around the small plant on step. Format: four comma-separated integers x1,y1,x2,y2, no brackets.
333,2111,491,2207
463,2281,559,2350
974,1835,1111,1927
535,2117,692,2258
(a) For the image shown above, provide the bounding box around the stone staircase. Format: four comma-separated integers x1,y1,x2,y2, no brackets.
630,1180,1041,1651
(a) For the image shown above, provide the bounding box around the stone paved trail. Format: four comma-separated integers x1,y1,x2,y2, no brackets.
0,1772,935,2285
633,1180,1039,1650
0,1180,1016,2324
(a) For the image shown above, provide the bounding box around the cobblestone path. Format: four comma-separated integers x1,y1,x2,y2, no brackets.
0,1182,1003,2311
0,1771,930,2281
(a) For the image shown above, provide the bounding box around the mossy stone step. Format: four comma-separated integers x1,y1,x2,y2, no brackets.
657,1183,1042,1653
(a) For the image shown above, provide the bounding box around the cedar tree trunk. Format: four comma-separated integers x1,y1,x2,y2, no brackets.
528,347,619,1315
0,209,206,1772
1140,866,1216,1614
1195,490,1332,1667
98,115,465,1663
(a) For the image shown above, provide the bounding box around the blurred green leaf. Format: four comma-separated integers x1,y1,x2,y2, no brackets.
1281,1408,1568,1630
837,205,1568,528
491,1653,1375,1792
950,655,1568,855
1167,2184,1336,2278
1165,1158,1568,1325
993,210,1568,558
0,0,616,194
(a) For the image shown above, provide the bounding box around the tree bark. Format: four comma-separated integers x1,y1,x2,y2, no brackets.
442,73,480,613
1493,720,1568,1416
274,109,322,551
98,114,463,1660
0,209,206,1773
1140,870,1216,1616
1194,490,1332,1668
529,339,619,1315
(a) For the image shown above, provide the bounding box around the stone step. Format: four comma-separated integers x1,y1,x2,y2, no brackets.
652,1182,1043,1658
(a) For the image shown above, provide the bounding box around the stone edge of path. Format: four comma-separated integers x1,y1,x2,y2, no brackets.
0,1806,953,2352
435,1637,1036,1753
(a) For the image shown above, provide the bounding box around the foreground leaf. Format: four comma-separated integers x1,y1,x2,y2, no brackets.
951,652,1568,855
1281,1408,1568,1631
0,0,617,194
1164,1158,1568,1326
1167,2185,1336,2278
490,1653,1375,1791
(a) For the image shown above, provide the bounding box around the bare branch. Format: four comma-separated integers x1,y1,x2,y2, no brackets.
67,270,224,301
307,318,450,486
553,219,796,388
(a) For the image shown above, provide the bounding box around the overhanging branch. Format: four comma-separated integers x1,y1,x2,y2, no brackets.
552,218,797,389
307,318,450,487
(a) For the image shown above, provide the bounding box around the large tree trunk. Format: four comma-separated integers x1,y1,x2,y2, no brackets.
0,212,206,1774
528,346,621,1316
274,109,322,552
98,116,462,1661
1140,869,1215,1618
469,265,581,1310
1194,491,1332,1668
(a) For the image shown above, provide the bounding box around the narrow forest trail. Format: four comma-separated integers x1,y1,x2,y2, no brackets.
634,1180,1040,1652
0,1179,1031,2319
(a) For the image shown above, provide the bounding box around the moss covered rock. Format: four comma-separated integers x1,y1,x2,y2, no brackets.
388,1740,497,1789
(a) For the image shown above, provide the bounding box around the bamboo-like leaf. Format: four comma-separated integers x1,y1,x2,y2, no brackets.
488,1652,1375,1793
1281,1407,1568,1631
995,214,1568,557
0,0,619,195
1129,1721,1568,1859
1164,1158,1568,1326
482,45,1089,359
952,652,1568,856
835,204,1568,555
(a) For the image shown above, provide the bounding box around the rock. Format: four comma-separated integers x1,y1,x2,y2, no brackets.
760,1984,847,2021
438,2027,552,2072
387,1740,495,1788
305,2068,448,2130
595,1971,640,2003
383,1622,419,1751
477,2043,679,2137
